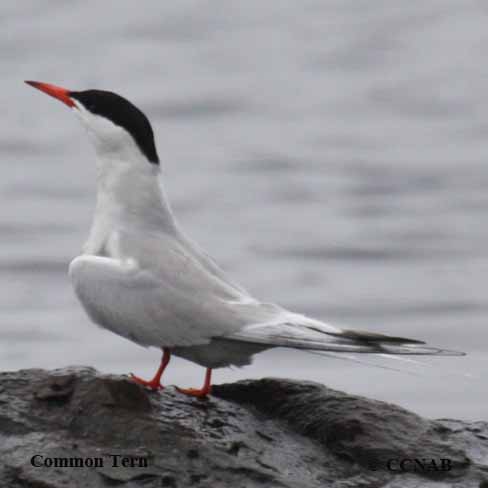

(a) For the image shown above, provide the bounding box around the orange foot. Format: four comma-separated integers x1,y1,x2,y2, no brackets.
175,386,212,398
129,373,163,391
129,348,171,391
176,368,212,398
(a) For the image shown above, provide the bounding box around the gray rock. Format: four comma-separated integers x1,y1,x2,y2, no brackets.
0,367,486,487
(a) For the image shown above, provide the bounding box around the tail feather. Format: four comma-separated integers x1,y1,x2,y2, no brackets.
229,331,464,356
307,350,475,380
306,350,423,376
226,316,466,357
323,328,425,345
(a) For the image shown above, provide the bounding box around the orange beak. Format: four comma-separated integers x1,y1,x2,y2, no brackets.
25,80,75,108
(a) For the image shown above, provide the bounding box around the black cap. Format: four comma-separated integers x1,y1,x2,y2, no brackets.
70,90,159,165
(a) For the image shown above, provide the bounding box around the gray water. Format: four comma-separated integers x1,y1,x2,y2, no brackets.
1,0,486,420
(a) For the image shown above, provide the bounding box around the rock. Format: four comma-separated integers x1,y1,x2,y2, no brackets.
0,367,486,487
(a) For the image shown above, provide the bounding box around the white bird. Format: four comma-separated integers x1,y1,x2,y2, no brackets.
25,81,464,397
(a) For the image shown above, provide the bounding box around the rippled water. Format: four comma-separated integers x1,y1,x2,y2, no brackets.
1,1,486,420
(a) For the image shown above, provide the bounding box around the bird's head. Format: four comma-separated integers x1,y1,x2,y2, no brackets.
25,81,159,165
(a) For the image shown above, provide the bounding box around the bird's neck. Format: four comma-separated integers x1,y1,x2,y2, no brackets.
83,152,175,255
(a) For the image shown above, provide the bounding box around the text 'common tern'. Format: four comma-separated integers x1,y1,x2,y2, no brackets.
25,81,464,397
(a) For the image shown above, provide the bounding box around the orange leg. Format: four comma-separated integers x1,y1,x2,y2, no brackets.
130,348,171,391
176,368,212,398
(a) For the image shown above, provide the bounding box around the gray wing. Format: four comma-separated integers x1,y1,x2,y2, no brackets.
224,319,466,356
71,230,464,356
69,228,300,348
69,253,273,348
168,230,464,356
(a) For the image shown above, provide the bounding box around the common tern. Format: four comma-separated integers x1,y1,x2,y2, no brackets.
25,81,464,397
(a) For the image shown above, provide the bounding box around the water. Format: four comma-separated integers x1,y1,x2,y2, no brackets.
1,0,486,420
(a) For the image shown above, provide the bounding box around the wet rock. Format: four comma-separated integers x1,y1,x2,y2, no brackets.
0,367,486,487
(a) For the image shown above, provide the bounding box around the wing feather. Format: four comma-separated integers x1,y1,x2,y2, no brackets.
70,230,465,357
224,315,465,356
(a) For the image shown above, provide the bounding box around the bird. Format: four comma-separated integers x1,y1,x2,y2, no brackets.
25,80,464,398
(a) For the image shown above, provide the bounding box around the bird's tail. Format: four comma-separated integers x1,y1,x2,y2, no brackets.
305,350,474,380
225,315,465,357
